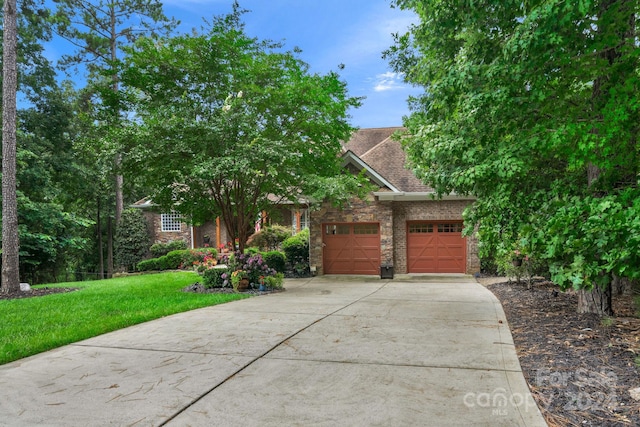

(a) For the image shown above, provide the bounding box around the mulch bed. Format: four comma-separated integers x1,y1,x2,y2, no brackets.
0,287,79,300
487,279,640,427
182,282,285,295
0,283,283,300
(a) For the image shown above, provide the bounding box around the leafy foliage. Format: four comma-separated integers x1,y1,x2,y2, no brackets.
202,267,230,288
387,0,640,302
150,240,187,258
136,247,218,272
262,251,286,273
248,225,292,251
114,6,365,252
282,229,310,272
114,208,150,271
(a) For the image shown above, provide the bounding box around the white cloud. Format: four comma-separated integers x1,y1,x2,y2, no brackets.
372,72,406,92
332,7,417,67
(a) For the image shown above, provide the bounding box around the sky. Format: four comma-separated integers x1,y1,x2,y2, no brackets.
45,0,421,129
160,0,421,129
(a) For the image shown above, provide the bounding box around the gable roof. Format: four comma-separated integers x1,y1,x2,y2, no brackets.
343,127,433,193
341,150,400,192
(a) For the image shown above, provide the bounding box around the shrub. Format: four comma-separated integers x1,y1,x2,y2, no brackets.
245,246,261,256
263,251,286,273
114,208,151,272
184,248,218,271
137,258,159,272
248,225,292,251
162,250,188,270
222,251,277,284
282,228,309,267
137,248,220,272
150,240,187,258
202,267,231,288
264,273,284,289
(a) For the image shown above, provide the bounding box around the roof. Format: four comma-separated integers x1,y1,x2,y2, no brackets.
343,127,433,193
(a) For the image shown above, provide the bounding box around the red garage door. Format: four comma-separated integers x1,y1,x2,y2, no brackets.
323,223,380,275
407,222,466,273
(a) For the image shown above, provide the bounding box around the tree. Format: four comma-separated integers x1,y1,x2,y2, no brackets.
386,0,640,314
51,0,176,276
2,0,19,293
1,2,92,286
52,0,176,222
116,7,364,251
114,208,149,272
17,83,93,284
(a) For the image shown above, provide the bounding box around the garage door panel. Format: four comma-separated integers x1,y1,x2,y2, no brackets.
407,222,465,273
323,224,380,275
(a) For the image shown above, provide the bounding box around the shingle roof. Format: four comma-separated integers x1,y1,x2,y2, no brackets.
343,127,433,193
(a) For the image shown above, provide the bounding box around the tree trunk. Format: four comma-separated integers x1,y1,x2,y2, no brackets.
577,285,613,316
107,216,114,278
110,5,124,226
612,274,636,296
97,197,104,280
1,0,20,294
114,155,123,225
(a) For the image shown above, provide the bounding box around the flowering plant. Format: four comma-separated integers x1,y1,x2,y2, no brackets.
221,251,277,285
193,253,217,272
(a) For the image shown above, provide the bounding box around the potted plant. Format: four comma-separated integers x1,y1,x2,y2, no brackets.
231,270,250,292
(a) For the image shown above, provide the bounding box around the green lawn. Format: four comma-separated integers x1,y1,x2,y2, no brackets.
0,271,247,365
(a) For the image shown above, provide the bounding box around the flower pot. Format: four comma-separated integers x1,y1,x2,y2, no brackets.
237,278,250,291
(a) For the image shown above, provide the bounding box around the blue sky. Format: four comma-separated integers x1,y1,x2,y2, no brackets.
163,0,421,128
46,0,420,129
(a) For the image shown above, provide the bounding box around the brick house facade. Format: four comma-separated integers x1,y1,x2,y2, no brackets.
309,127,480,276
135,200,306,250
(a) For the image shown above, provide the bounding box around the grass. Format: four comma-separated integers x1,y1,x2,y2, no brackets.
0,271,247,365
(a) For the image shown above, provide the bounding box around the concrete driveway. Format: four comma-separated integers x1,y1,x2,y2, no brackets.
0,276,547,426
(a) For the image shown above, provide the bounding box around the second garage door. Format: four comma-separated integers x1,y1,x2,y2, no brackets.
323,223,380,275
407,222,466,273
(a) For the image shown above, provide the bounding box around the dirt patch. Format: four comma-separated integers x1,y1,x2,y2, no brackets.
487,279,640,427
0,287,79,300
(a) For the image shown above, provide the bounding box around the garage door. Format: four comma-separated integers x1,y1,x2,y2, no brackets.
323,223,380,275
407,222,466,273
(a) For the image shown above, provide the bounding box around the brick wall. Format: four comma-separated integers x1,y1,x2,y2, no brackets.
144,211,192,247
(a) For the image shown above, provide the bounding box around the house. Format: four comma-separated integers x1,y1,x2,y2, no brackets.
137,127,480,276
133,197,309,250
309,127,480,276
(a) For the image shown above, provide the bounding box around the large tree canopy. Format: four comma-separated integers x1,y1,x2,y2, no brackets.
116,8,364,250
387,0,640,314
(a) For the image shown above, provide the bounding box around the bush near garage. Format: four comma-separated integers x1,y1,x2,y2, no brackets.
281,229,310,276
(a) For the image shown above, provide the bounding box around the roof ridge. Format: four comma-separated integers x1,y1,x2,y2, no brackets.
360,133,394,159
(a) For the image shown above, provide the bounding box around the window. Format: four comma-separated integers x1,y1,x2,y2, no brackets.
438,223,463,233
325,224,350,235
161,212,182,232
292,209,309,234
409,223,434,233
353,224,378,235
